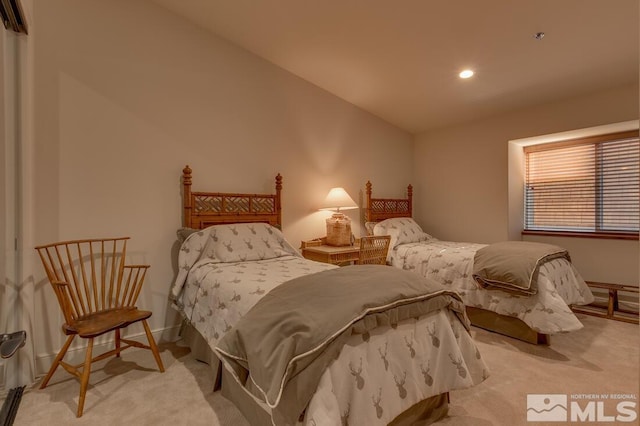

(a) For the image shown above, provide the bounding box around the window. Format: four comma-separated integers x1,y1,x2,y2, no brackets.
524,130,639,238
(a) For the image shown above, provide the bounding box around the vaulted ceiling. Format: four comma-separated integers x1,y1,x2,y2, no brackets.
151,0,639,134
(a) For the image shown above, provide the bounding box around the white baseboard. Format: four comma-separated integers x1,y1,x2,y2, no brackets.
34,324,182,379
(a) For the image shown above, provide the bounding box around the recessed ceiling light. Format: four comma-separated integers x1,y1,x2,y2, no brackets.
459,70,474,79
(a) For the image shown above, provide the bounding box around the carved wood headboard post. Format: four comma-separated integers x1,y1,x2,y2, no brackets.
275,173,283,228
407,184,413,218
366,181,373,222
183,165,193,228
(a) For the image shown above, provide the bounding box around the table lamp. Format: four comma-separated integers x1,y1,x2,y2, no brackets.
320,187,358,246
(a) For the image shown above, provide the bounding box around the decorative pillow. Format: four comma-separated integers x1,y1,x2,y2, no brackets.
373,217,432,248
209,222,296,262
364,222,377,236
177,227,200,243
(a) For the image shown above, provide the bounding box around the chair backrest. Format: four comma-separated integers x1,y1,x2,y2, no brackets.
35,237,146,324
357,235,391,265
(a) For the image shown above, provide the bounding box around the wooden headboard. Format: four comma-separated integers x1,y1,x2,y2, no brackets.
365,180,413,223
182,165,282,230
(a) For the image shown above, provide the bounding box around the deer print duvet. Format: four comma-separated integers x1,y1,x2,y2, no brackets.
390,240,594,334
303,307,486,425
216,265,489,426
170,223,336,350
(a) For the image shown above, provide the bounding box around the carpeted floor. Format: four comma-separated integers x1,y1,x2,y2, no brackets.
13,314,639,425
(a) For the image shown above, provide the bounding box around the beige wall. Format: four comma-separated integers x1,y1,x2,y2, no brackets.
414,84,639,286
27,0,413,370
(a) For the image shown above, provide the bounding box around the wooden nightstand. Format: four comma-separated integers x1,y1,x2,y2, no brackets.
300,237,361,266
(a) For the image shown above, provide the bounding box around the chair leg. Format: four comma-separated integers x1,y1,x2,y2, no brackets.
77,338,94,417
142,320,164,372
40,334,75,389
115,328,121,357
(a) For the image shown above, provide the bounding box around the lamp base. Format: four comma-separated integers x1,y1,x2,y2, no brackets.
326,213,353,246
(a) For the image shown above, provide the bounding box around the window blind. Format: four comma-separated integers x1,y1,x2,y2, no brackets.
524,130,639,235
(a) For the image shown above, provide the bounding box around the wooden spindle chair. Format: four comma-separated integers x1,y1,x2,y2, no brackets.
357,235,391,265
35,237,164,417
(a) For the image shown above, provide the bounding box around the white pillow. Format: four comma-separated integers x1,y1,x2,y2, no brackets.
364,221,377,236
373,217,432,248
209,223,296,262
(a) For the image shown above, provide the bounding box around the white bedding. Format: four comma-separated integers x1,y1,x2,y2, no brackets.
390,239,594,334
170,223,489,425
175,255,335,348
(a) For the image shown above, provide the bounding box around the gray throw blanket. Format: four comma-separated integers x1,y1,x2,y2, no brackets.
472,241,570,295
214,265,468,426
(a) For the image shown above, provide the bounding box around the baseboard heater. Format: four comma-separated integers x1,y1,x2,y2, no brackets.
0,386,25,426
0,0,28,34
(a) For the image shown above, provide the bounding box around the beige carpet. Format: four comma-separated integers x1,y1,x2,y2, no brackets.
13,314,639,425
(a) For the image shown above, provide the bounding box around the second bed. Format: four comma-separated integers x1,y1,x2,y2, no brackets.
364,180,594,344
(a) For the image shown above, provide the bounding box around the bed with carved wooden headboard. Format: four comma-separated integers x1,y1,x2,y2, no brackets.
169,166,489,426
365,180,594,345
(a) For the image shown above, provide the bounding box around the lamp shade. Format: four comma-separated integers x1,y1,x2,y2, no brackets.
320,187,358,212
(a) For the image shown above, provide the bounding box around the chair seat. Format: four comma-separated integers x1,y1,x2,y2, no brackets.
64,307,152,338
